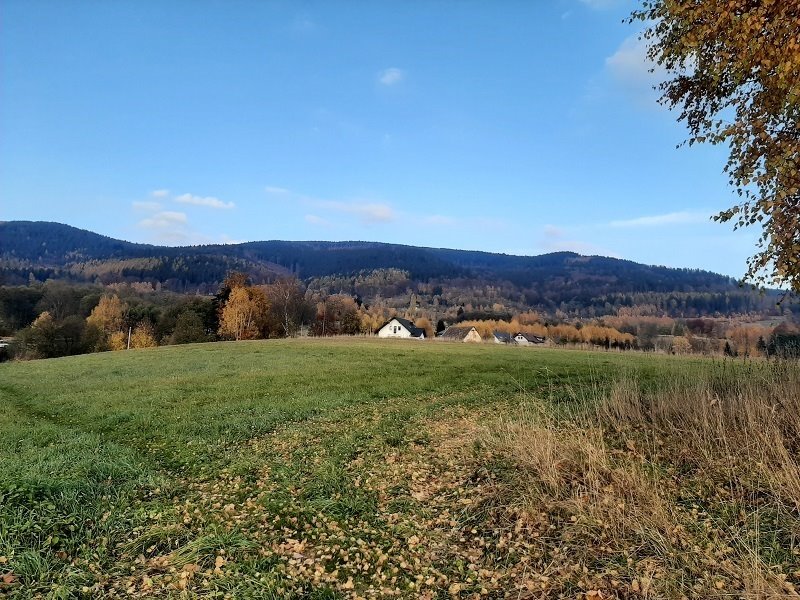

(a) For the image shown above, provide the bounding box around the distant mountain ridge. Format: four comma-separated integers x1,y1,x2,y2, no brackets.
0,220,775,317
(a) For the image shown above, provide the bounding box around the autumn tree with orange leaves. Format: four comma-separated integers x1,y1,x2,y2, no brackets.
633,1,800,293
219,286,269,341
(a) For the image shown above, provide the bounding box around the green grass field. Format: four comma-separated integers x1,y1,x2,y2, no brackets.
1,340,797,598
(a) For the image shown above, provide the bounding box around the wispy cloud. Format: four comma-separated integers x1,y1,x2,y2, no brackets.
132,198,239,246
606,34,659,85
151,189,170,198
603,33,669,108
610,211,710,228
266,186,397,225
175,193,235,210
138,211,188,229
267,186,499,231
317,200,396,224
378,67,405,86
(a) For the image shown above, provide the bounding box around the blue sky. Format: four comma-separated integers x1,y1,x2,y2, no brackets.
1,0,757,278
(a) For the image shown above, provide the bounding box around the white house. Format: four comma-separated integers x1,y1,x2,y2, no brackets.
513,332,546,346
377,317,426,339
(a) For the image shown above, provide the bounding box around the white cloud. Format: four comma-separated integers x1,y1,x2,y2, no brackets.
378,67,405,86
606,34,659,86
151,189,170,198
132,201,162,211
138,211,188,229
317,200,396,224
601,33,671,109
175,193,235,210
610,211,710,228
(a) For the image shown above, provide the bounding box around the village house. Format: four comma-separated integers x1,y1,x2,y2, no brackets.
513,332,546,346
440,325,482,343
492,331,514,344
376,317,426,339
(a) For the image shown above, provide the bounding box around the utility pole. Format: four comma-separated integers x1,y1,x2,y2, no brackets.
127,326,132,350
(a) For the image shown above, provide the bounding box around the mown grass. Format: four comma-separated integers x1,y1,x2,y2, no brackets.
0,339,795,598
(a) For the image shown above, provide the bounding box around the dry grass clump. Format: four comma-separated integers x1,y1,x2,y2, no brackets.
485,362,800,598
602,363,800,512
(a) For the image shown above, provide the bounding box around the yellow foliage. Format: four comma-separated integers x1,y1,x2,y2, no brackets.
32,311,54,329
86,295,127,335
131,321,158,348
219,286,269,340
108,331,127,351
671,336,692,354
359,306,385,335
547,324,581,344
515,311,541,326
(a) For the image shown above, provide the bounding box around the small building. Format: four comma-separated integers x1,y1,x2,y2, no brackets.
440,325,482,343
492,331,514,344
377,317,426,340
513,332,546,346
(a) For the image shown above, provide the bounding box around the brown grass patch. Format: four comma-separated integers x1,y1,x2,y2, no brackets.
484,363,800,598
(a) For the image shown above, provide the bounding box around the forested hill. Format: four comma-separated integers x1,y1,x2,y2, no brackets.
0,220,777,316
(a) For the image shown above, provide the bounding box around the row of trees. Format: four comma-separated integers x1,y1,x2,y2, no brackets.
216,273,430,339
10,273,402,358
5,271,799,361
15,293,194,359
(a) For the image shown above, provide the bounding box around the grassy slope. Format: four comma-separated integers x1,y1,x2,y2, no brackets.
0,340,793,598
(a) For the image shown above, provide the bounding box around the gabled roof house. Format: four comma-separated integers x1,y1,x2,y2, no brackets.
492,331,514,344
440,326,482,343
514,332,546,346
377,317,426,339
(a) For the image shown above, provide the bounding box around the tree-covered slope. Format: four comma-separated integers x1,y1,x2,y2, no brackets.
0,221,776,315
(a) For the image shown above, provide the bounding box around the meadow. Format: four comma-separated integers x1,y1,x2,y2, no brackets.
0,339,798,598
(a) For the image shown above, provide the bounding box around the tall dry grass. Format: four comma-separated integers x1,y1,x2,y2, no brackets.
485,362,800,598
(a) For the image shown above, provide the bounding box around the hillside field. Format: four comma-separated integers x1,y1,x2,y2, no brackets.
1,340,798,599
